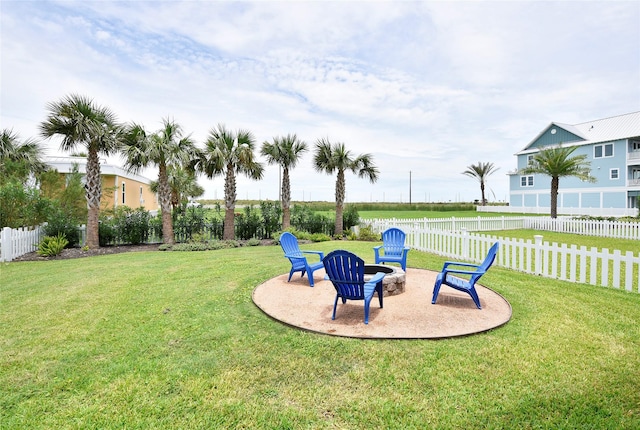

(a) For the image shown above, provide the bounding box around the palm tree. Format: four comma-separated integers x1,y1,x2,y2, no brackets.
313,138,379,236
150,166,204,210
199,124,264,240
261,134,308,229
0,129,47,183
40,94,121,249
122,118,199,244
520,145,596,218
462,162,499,206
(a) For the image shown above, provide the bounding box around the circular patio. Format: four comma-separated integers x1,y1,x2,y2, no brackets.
252,267,512,339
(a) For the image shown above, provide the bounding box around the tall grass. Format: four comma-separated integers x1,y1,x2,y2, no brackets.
2,242,639,428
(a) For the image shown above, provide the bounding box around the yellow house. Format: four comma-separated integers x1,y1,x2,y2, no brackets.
46,156,160,211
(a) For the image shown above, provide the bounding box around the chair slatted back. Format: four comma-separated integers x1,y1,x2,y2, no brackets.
280,232,303,257
382,228,406,256
323,250,367,300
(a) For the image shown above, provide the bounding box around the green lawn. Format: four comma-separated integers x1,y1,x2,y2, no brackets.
2,241,640,429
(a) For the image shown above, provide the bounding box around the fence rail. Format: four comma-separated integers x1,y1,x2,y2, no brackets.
362,223,640,293
361,216,640,240
0,226,45,262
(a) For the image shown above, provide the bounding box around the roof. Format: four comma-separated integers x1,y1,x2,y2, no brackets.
45,156,153,185
517,111,640,154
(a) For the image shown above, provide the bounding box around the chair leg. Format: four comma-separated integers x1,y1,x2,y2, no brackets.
376,281,384,308
431,274,444,304
288,269,295,282
332,295,339,320
468,287,482,309
364,297,371,324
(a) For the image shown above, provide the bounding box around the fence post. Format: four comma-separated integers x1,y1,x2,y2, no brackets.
461,227,469,259
1,227,12,262
534,234,543,275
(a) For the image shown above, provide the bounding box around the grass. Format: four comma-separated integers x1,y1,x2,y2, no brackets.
2,241,640,428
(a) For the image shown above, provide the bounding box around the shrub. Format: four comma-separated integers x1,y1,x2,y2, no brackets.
357,225,380,241
309,233,332,242
290,204,333,235
99,219,117,246
236,205,261,240
246,238,261,246
43,207,80,247
37,233,69,257
342,204,359,231
113,207,151,245
173,205,206,242
260,201,282,238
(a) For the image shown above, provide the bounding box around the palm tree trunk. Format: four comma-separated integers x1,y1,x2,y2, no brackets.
281,167,290,229
550,176,559,219
334,169,345,236
158,163,175,244
480,181,486,206
85,148,102,249
223,166,236,240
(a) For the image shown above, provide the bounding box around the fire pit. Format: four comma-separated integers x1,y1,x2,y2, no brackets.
363,264,406,296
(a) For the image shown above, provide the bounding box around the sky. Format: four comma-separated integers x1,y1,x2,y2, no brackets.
2,0,639,204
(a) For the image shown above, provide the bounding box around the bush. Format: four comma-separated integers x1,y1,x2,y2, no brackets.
99,220,117,246
357,225,380,241
342,205,359,231
309,233,332,242
115,207,151,245
160,240,241,252
37,233,69,257
290,204,333,235
173,206,206,242
260,201,282,238
43,207,80,247
246,238,261,246
236,205,261,240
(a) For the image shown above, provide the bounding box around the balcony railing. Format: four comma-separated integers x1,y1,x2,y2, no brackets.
628,178,640,187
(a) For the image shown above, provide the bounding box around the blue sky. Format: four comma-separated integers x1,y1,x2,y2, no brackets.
2,1,639,203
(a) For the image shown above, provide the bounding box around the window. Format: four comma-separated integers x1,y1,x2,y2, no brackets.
122,182,126,204
594,143,613,158
610,168,619,180
140,186,144,204
527,155,534,165
520,175,534,187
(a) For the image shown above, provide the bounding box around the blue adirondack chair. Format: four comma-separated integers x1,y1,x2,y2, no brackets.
279,232,325,287
431,242,500,309
373,227,410,271
323,250,385,324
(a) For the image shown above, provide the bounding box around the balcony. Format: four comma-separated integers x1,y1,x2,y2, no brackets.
628,150,640,164
628,178,640,188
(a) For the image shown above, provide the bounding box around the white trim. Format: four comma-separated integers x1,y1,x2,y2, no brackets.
610,168,619,180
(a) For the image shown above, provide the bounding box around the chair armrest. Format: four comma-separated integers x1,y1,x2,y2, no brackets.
364,272,385,285
302,250,324,259
443,268,485,276
442,261,481,270
373,245,382,250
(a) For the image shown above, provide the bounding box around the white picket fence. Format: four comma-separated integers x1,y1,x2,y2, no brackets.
361,216,640,240
0,225,45,262
361,221,640,293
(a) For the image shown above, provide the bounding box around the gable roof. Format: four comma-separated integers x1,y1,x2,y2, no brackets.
517,111,640,154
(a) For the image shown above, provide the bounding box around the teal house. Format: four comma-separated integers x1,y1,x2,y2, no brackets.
508,112,640,217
